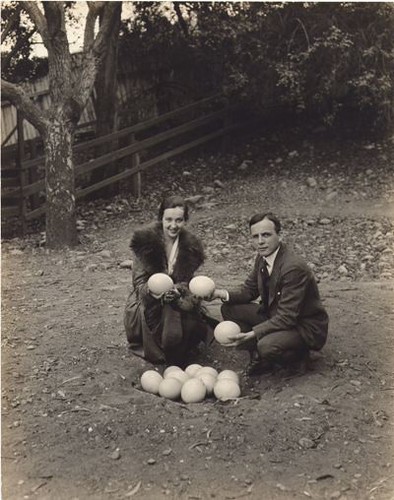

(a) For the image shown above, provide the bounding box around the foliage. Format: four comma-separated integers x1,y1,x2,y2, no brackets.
270,3,394,132
117,2,218,103
0,1,79,82
3,2,393,133
0,1,44,82
119,2,394,134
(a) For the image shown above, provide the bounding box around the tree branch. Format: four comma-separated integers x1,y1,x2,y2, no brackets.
84,2,106,50
43,1,65,39
1,80,47,135
91,3,120,56
75,2,120,107
21,1,49,46
174,2,189,38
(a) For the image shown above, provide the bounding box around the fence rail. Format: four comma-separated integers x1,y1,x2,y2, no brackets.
1,94,244,231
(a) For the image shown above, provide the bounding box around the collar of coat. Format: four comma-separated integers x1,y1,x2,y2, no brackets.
130,222,205,282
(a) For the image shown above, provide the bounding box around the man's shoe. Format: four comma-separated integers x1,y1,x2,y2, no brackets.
282,350,311,376
245,358,273,376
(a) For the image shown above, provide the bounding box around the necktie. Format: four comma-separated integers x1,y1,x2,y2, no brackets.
262,259,270,312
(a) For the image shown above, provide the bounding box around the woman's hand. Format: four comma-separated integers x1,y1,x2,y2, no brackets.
162,288,181,304
149,288,180,302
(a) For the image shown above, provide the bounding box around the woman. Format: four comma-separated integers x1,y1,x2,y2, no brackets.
124,195,216,365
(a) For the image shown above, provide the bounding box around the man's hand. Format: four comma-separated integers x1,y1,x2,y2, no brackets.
226,330,256,347
203,288,228,302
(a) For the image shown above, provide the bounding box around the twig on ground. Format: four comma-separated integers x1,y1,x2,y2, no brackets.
99,404,120,411
125,480,142,497
189,440,211,450
60,376,83,385
31,481,47,492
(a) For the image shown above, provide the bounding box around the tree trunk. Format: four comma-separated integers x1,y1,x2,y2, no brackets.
44,118,78,248
91,2,122,197
2,2,123,246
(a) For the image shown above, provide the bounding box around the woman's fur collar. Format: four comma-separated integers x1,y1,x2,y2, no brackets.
130,222,205,282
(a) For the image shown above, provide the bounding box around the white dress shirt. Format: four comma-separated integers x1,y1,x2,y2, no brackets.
222,244,280,301
263,245,280,276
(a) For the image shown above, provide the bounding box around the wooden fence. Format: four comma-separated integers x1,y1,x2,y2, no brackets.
1,94,245,233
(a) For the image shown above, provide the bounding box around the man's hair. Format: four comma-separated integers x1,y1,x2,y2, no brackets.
249,212,281,233
158,195,189,221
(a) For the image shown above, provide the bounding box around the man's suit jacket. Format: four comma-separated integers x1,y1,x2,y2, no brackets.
228,243,329,350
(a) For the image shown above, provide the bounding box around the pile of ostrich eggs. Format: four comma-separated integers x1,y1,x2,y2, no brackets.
147,273,174,295
189,276,215,297
139,365,242,402
214,321,241,345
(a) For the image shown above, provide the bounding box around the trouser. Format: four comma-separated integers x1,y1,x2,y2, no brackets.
221,302,309,366
162,306,209,366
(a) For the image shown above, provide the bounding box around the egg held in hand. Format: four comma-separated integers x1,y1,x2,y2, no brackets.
214,321,241,345
189,276,215,298
147,273,174,295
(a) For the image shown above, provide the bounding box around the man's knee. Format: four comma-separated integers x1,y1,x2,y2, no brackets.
257,335,282,360
257,332,308,363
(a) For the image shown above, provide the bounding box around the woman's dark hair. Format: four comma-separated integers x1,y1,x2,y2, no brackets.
249,212,281,233
158,196,189,221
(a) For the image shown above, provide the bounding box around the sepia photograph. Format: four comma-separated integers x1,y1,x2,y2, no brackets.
1,1,394,499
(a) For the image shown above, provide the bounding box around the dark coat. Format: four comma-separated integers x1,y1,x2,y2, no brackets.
130,222,205,286
124,223,208,363
228,243,329,350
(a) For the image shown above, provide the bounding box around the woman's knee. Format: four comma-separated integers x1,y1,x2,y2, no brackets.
221,302,232,319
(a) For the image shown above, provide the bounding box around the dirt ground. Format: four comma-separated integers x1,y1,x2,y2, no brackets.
2,133,394,500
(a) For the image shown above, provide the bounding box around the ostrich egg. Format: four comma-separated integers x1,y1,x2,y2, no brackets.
147,273,174,295
163,365,183,378
181,378,207,403
140,370,163,395
197,373,216,395
214,379,241,401
197,366,219,379
189,276,215,298
185,364,202,377
217,369,240,384
214,321,241,345
158,378,182,400
166,370,190,385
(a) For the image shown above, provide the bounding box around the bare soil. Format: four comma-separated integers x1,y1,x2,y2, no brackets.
2,133,394,500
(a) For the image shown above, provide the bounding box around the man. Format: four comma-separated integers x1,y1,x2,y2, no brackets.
211,212,329,375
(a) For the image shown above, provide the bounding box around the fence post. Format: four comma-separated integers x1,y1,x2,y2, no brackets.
16,110,27,235
130,133,141,198
29,138,40,209
221,97,232,154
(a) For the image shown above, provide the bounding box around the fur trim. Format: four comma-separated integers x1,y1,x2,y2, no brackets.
130,223,205,282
